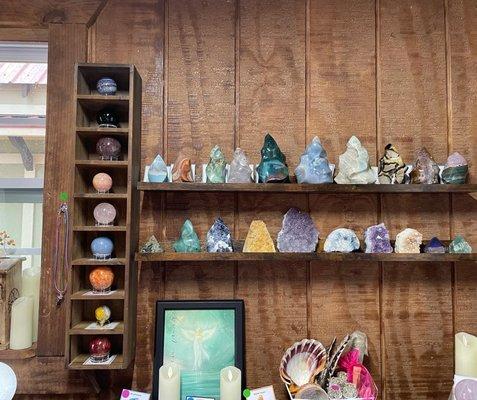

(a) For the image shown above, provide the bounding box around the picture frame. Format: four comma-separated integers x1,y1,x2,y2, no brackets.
153,300,245,400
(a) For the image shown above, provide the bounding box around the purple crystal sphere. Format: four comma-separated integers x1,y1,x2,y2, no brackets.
277,208,319,252
364,223,393,253
96,137,121,159
93,202,116,225
455,379,477,400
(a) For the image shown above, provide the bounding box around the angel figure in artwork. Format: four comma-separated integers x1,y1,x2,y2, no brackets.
180,325,217,370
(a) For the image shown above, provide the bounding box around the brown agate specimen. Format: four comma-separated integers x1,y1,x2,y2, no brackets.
172,154,193,182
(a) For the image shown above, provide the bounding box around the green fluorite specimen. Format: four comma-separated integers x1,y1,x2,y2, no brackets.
449,235,473,253
173,220,201,252
257,133,289,183
206,145,227,183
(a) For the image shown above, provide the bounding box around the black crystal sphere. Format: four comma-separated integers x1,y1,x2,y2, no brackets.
96,107,119,128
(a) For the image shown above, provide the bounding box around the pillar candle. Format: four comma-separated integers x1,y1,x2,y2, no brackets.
456,332,477,377
22,267,40,342
220,366,241,400
158,363,180,400
9,297,33,350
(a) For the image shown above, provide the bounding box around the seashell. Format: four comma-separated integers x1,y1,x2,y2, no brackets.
295,383,330,399
279,339,327,392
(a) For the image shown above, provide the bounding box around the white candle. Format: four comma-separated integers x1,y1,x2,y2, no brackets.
220,366,241,400
9,296,33,350
22,267,40,342
158,363,180,400
456,332,477,377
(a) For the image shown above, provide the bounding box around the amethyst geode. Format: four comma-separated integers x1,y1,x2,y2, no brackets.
277,208,319,252
364,223,393,253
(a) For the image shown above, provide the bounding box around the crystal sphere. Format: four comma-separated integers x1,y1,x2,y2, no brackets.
96,137,121,159
455,379,477,400
89,337,112,363
95,305,111,327
90,237,114,259
96,77,117,96
96,107,119,128
0,362,16,400
89,266,114,292
93,203,116,226
92,173,113,193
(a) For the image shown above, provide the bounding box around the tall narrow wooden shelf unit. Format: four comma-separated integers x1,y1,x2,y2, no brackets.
66,63,141,370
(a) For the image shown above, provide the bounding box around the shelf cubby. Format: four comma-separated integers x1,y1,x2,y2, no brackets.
75,131,129,161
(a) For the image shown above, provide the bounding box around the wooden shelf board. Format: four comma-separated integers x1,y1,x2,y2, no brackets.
138,182,477,194
69,354,124,370
73,193,127,199
75,160,129,168
76,127,129,136
73,226,127,232
69,321,124,335
71,258,126,266
0,343,36,360
70,289,125,300
77,94,129,101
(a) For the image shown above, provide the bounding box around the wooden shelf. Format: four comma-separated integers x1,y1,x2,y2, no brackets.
71,258,126,266
73,226,127,232
77,94,129,102
75,160,129,168
138,182,477,194
69,354,124,370
76,127,129,135
73,193,128,199
0,344,36,360
70,289,125,300
69,321,124,335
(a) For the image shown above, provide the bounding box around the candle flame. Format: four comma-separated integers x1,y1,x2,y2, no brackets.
167,366,173,379
227,369,233,382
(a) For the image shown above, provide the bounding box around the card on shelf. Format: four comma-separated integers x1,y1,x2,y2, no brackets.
82,289,117,297
85,321,119,330
247,386,276,400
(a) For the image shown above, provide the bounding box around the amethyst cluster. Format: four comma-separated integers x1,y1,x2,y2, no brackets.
277,208,319,252
364,223,393,253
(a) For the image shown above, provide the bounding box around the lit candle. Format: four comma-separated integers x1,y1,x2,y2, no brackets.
158,363,180,400
456,332,477,377
22,267,40,342
9,296,33,350
220,366,241,400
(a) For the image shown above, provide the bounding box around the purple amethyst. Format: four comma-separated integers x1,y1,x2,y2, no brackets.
364,223,393,253
424,237,446,253
96,137,121,160
277,208,319,252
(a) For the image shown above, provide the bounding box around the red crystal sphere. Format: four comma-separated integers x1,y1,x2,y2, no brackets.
89,337,112,358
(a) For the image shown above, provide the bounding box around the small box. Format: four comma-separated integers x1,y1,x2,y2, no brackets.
0,258,22,350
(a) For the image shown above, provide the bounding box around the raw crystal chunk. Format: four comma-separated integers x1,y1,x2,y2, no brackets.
294,136,333,184
206,218,233,252
323,228,360,253
424,237,446,253
449,235,472,253
378,144,406,184
140,235,164,253
148,154,168,183
394,228,422,253
277,208,319,252
442,152,468,184
206,145,227,183
172,153,193,182
334,136,376,184
243,220,275,252
257,133,289,183
228,148,253,183
364,223,393,253
173,220,201,252
410,147,440,184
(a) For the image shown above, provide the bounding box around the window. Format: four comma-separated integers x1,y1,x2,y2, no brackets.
0,42,47,269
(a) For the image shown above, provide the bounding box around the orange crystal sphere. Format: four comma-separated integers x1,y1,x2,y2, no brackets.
89,266,114,291
92,173,113,192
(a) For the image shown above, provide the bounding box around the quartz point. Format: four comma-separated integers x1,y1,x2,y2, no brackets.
243,220,276,252
172,153,193,182
424,237,446,254
364,223,393,253
228,148,253,183
410,147,440,184
277,208,319,252
323,228,360,253
334,136,376,184
206,145,227,183
394,228,422,253
148,154,168,183
257,133,289,183
442,152,468,184
378,144,406,184
294,136,333,184
140,235,164,253
173,220,201,252
206,218,233,252
449,235,472,254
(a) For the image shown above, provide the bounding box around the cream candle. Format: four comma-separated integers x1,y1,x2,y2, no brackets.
22,267,40,342
158,363,180,400
456,332,477,378
9,296,33,350
220,366,241,400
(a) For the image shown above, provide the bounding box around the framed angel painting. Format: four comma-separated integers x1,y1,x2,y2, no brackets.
153,300,245,400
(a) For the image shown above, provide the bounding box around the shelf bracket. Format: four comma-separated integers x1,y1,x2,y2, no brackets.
469,192,477,201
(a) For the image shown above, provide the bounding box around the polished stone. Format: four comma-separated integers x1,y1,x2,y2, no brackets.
410,147,440,184
228,148,253,183
243,220,276,252
378,144,406,184
323,228,360,253
173,220,201,252
277,208,319,252
206,145,227,183
140,235,164,253
257,133,289,183
334,136,376,184
449,235,472,254
364,223,393,253
172,153,193,182
206,218,233,252
148,154,168,183
424,237,446,254
442,152,468,184
295,136,333,184
395,228,422,253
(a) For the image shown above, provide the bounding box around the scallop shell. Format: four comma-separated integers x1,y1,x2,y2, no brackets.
295,383,330,400
279,339,327,389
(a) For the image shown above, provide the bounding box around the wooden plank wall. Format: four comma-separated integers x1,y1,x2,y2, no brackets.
3,0,475,398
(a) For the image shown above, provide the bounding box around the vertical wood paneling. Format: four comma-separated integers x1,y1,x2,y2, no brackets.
38,23,87,357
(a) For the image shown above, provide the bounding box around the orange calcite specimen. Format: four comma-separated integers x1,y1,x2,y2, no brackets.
172,153,193,182
243,220,276,253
